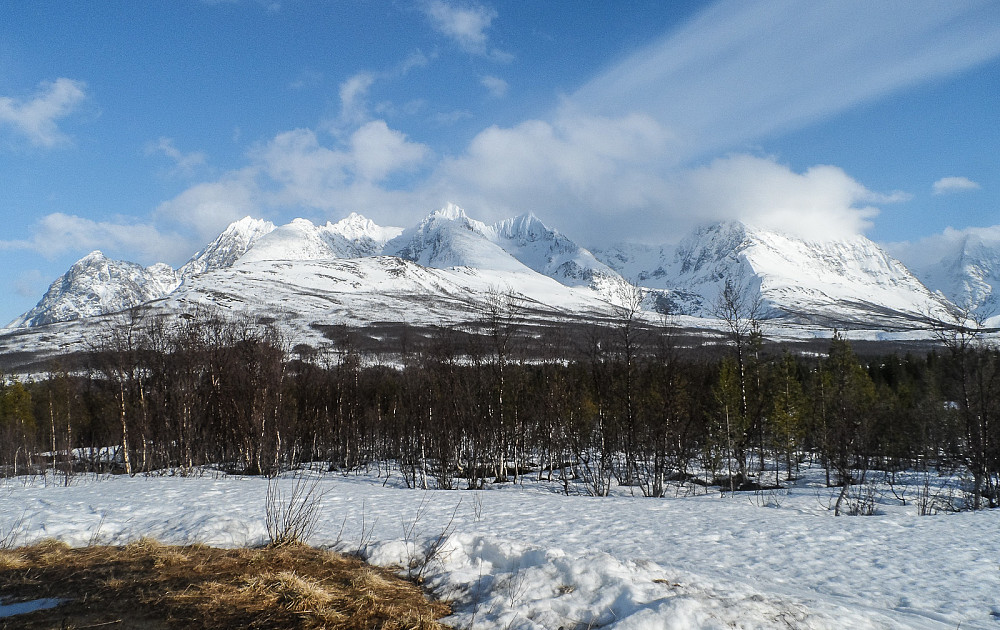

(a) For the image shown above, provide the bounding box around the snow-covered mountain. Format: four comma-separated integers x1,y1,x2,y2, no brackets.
595,221,955,327
325,212,403,257
238,213,403,264
3,209,974,343
385,204,528,272
179,216,275,278
891,228,1000,325
487,212,621,292
385,203,621,293
7,251,179,328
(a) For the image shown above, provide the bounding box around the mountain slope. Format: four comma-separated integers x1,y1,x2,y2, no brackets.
179,216,275,278
384,204,529,272
596,221,955,326
892,228,1000,324
385,204,625,295
238,214,403,264
4,210,972,338
324,212,403,258
7,251,179,328
487,213,621,292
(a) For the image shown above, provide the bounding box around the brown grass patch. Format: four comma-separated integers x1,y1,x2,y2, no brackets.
0,541,451,629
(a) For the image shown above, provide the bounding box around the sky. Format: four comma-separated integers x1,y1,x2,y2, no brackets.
1,0,999,326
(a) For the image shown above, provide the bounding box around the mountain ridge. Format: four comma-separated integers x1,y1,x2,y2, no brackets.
5,206,987,336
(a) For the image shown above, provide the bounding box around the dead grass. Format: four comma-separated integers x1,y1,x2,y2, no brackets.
0,539,451,629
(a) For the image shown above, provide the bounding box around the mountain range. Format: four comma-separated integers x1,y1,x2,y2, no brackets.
4,204,997,355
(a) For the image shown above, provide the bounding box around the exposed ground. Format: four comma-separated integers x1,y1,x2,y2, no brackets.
0,538,450,629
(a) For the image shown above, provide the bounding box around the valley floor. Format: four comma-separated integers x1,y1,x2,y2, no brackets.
2,466,998,629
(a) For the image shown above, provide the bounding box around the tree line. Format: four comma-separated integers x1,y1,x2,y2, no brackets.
1,299,997,510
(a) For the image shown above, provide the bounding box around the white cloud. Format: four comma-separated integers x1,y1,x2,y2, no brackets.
145,137,207,176
350,120,429,182
255,128,351,209
338,73,375,124
398,50,432,75
229,121,428,215
889,224,1000,259
571,0,1000,162
480,75,508,98
431,113,673,222
932,176,981,195
422,0,506,58
0,78,87,147
672,155,887,241
427,111,897,243
154,171,260,242
0,213,188,263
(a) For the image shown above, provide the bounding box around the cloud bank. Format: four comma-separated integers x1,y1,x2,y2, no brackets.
10,1,1000,265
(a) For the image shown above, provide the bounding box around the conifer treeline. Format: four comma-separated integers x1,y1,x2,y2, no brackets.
1,307,997,508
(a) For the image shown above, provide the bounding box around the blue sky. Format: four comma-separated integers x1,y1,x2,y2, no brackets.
1,0,999,325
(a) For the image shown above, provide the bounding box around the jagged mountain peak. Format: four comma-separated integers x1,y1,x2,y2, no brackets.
7,251,179,329
670,220,954,323
385,205,523,271
236,214,404,263
327,212,402,245
180,216,276,278
892,226,1000,320
432,202,469,221
487,213,622,291
236,218,332,264
78,250,108,263
223,216,275,239
492,212,549,241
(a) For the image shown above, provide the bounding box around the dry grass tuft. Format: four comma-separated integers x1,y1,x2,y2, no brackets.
0,540,451,629
0,549,28,570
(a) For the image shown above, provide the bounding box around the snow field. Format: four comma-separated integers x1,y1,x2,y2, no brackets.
1,469,998,629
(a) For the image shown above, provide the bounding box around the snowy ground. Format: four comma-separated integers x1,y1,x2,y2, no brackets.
1,467,998,629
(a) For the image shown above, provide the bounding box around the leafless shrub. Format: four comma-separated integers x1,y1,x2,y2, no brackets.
914,472,963,516
845,479,880,516
401,495,462,582
0,508,26,550
265,474,325,547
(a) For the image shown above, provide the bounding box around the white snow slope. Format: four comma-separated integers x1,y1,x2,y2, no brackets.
3,468,998,629
891,228,1000,327
596,222,955,327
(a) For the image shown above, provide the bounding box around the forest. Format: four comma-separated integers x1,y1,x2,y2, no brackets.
1,291,998,514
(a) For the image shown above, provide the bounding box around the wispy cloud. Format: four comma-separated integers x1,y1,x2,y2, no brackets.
480,75,508,98
0,78,87,147
421,0,508,59
145,137,208,176
932,176,981,195
571,0,1000,162
338,72,376,125
430,110,473,126
288,69,323,90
